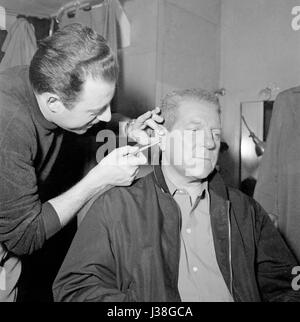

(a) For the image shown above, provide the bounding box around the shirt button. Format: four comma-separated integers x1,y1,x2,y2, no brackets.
186,228,192,234
192,266,198,273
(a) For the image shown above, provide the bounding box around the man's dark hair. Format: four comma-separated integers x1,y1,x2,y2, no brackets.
160,88,221,130
29,23,118,109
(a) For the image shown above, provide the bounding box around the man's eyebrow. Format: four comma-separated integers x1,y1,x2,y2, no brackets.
186,119,221,128
188,120,205,126
87,105,107,113
187,122,221,132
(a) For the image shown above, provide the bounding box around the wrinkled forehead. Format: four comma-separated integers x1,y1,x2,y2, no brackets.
175,99,221,128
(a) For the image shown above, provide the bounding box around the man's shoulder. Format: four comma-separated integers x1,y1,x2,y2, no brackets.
0,66,32,122
0,67,35,149
227,185,257,206
86,172,156,222
100,172,155,203
0,99,35,151
210,172,255,210
0,66,28,91
226,185,267,221
0,65,28,78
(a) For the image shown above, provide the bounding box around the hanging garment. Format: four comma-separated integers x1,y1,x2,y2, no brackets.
60,0,130,52
0,17,37,71
92,0,130,52
17,15,56,41
0,6,5,30
102,0,118,54
0,30,7,62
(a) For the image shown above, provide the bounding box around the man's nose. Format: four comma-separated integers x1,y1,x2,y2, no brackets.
204,131,216,150
97,106,112,123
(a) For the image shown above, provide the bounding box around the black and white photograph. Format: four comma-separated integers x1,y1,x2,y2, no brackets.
1,0,300,310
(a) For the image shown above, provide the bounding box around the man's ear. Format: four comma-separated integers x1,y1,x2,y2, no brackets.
46,94,65,114
158,126,168,151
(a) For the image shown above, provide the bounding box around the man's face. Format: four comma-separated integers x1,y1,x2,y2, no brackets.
53,77,115,134
163,99,221,180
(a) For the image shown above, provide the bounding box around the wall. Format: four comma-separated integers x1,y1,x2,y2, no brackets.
156,0,221,101
115,0,221,117
115,0,159,117
220,0,300,186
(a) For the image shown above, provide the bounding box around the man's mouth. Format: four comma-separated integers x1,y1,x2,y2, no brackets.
193,156,211,161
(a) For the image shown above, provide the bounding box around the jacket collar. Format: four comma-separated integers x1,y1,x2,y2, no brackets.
153,165,229,201
153,165,171,195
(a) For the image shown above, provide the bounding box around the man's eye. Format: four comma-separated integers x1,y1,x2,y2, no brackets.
213,132,221,140
91,111,101,117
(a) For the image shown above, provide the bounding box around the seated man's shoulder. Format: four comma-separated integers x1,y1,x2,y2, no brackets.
87,172,156,222
109,171,155,197
227,185,251,202
227,185,266,218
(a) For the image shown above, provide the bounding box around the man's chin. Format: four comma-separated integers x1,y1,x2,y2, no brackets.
184,167,213,179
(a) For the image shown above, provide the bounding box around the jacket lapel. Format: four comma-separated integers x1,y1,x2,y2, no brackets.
208,172,232,296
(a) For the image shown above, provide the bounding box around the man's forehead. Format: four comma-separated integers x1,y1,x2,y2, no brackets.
176,100,220,123
178,98,218,110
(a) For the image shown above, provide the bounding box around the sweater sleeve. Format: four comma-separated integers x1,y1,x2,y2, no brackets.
0,149,61,256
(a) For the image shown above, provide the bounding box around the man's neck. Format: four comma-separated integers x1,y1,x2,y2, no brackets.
161,156,205,191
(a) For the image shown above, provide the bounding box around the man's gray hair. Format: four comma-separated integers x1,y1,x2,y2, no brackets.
160,88,221,130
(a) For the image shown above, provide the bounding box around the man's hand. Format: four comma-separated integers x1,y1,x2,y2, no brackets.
88,146,147,189
127,107,165,145
49,146,147,227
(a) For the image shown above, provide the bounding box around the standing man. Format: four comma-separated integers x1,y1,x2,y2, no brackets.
0,23,163,301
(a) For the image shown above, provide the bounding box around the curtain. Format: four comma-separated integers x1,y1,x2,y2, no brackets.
60,0,121,55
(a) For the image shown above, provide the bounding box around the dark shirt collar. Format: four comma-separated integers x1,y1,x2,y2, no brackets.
162,166,208,199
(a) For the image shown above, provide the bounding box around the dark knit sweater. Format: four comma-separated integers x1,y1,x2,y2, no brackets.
0,66,62,256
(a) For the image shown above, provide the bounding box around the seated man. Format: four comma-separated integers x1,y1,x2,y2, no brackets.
53,89,300,302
